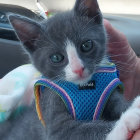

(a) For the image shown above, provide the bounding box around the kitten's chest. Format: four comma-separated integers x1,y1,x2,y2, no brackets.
35,63,122,121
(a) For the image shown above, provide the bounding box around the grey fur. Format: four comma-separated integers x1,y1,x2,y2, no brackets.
0,0,131,139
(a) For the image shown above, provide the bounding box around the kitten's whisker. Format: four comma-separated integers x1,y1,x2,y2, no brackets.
107,45,130,53
94,64,135,73
49,74,64,81
107,41,127,45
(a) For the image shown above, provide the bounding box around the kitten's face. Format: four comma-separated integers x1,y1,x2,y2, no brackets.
9,0,106,85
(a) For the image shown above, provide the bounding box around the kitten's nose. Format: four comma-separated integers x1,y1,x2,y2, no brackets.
74,67,84,77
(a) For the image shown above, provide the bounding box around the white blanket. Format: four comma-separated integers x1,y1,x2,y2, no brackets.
0,64,40,122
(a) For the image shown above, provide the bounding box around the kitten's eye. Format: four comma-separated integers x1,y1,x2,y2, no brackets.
81,40,94,52
50,54,64,63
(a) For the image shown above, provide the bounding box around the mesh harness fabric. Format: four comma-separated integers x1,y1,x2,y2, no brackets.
34,63,123,126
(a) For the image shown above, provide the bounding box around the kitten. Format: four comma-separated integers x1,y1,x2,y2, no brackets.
1,0,140,140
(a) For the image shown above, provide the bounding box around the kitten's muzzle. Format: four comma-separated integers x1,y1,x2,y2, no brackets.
73,67,84,77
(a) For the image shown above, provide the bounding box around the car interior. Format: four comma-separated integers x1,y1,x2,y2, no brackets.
0,0,140,78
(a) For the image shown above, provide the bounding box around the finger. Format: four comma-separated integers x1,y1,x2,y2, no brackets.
104,19,139,100
131,130,140,140
104,19,126,42
104,19,137,77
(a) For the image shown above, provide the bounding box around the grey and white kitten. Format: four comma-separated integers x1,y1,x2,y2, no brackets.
1,0,140,140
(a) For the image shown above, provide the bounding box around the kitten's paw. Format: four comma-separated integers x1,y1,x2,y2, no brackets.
121,108,140,131
131,96,140,109
106,108,140,140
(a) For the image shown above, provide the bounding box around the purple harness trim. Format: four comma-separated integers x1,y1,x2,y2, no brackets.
38,79,76,118
93,78,121,120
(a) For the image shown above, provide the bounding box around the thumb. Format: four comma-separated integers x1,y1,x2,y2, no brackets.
104,19,137,79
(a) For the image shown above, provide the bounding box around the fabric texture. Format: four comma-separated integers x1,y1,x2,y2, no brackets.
34,62,123,121
0,64,39,122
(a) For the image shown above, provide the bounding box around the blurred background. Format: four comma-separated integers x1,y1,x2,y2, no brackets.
0,0,139,19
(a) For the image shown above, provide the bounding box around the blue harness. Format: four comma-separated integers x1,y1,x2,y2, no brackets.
34,62,123,123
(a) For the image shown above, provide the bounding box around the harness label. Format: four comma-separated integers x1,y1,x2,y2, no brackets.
79,80,96,90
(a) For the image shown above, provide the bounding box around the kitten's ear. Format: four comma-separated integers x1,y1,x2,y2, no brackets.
8,14,41,52
74,0,101,22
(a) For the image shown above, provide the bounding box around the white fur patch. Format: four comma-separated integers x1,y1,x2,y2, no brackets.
64,40,90,84
106,96,140,140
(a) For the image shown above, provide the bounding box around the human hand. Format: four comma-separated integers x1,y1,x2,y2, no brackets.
131,130,140,140
104,19,140,100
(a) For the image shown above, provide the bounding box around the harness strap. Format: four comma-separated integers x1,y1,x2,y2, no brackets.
34,78,123,126
93,78,123,120
34,79,76,127
34,84,46,127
